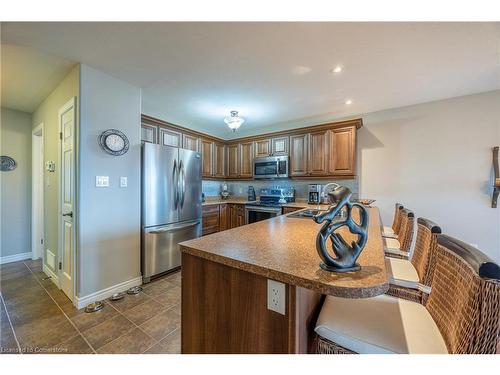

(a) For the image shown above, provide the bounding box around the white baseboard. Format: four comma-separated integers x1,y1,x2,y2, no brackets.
0,252,32,265
75,276,143,310
43,264,59,286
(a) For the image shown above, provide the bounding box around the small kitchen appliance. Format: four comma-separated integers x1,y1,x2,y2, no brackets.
308,184,322,204
247,186,256,201
253,155,289,179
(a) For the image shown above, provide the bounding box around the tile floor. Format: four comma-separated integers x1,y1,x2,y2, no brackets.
0,259,181,354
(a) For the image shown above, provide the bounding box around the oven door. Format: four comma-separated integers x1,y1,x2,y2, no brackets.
253,160,279,179
245,206,282,224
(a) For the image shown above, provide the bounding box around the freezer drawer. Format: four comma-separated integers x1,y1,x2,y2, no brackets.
142,219,201,283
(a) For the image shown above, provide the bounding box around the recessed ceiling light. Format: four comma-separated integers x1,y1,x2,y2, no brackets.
330,66,343,74
345,99,353,105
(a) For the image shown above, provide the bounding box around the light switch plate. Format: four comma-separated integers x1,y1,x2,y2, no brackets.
96,176,109,187
267,279,286,315
120,176,127,188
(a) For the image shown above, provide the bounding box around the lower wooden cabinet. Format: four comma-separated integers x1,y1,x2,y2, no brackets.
219,203,228,231
229,204,246,229
282,206,302,215
202,205,220,236
202,203,245,236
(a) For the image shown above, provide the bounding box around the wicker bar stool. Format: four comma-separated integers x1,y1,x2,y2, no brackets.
384,208,415,259
382,203,404,238
385,218,441,303
314,234,500,354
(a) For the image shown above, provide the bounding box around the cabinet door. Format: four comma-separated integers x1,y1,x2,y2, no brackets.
308,130,329,176
214,142,226,178
329,126,356,176
236,205,246,227
227,144,239,178
202,205,220,236
239,141,254,178
141,124,158,143
290,134,309,176
201,140,214,178
159,127,182,147
282,206,302,215
183,134,200,152
219,203,228,231
271,136,289,156
254,139,271,157
228,204,238,228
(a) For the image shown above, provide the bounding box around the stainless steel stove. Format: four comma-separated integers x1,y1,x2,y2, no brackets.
245,187,295,224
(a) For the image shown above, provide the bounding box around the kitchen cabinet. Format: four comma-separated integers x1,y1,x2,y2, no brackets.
308,130,329,176
271,136,289,156
329,126,356,176
290,134,309,176
141,123,157,143
183,134,200,152
282,206,303,215
239,141,254,178
254,139,271,157
214,142,226,178
227,144,239,178
159,127,182,148
229,204,245,229
201,140,214,178
202,205,220,236
219,203,228,231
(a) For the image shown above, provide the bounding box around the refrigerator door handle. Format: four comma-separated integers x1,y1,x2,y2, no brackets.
172,159,178,210
180,160,186,208
147,220,200,234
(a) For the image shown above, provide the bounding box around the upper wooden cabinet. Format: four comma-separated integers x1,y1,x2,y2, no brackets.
141,115,361,180
227,144,239,178
329,126,356,176
308,130,329,176
290,134,309,177
254,139,271,157
213,142,226,178
159,127,182,148
239,141,254,178
201,140,214,178
183,134,200,152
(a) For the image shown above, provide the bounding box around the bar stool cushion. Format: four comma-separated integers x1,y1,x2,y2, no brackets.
315,294,448,354
384,237,401,249
385,257,419,289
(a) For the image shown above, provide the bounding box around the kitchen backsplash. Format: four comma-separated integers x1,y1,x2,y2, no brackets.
202,179,359,200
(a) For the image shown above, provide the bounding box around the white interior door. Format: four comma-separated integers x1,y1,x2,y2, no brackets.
59,98,76,301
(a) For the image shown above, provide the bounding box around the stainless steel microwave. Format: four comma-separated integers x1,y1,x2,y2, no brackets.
253,155,289,179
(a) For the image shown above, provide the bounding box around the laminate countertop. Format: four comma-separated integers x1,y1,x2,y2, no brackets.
180,206,389,298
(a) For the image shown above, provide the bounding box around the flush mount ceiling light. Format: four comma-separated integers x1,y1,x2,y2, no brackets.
224,110,245,132
345,99,353,105
330,65,343,74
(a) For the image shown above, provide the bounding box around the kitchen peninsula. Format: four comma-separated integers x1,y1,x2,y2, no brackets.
180,206,388,354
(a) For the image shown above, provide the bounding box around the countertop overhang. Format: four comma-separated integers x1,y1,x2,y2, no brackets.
180,206,389,298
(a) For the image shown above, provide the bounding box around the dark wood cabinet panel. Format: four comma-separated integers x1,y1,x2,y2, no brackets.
239,141,254,178
202,205,220,236
159,127,182,148
219,203,228,231
228,204,246,229
227,144,239,178
271,136,289,156
329,126,356,176
201,140,214,178
308,130,329,176
282,206,303,215
254,139,271,157
183,134,200,152
214,142,226,178
141,124,157,143
290,134,309,176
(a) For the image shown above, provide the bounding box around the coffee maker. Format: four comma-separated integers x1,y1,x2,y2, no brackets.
308,184,322,204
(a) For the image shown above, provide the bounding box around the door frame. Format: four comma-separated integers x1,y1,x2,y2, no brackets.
58,97,77,303
31,123,44,261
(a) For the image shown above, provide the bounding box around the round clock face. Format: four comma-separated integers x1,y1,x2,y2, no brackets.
99,129,129,156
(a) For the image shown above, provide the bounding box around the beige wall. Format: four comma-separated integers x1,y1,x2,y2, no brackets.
358,90,500,262
31,64,79,273
0,107,32,259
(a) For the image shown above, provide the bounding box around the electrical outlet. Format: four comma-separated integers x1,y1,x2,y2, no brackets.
267,279,286,315
95,176,109,187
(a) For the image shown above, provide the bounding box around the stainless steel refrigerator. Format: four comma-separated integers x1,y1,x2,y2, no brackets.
141,142,202,283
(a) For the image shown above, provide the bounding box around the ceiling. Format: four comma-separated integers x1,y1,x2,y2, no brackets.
1,22,499,138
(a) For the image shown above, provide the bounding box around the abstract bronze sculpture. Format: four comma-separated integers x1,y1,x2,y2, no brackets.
313,186,369,272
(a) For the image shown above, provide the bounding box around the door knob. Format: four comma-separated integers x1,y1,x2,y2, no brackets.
63,212,73,218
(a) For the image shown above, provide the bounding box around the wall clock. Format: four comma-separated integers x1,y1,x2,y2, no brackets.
0,156,17,171
99,129,130,156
